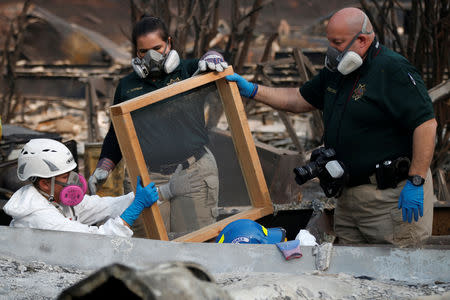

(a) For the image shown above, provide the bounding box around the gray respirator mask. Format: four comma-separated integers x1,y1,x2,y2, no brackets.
324,15,373,75
131,42,180,78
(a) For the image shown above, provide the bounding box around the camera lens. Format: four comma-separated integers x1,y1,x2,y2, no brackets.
293,167,310,185
293,161,319,185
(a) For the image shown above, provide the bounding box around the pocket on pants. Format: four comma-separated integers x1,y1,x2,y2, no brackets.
390,206,416,247
204,175,219,219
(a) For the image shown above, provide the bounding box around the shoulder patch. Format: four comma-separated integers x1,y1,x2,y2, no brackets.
407,73,416,86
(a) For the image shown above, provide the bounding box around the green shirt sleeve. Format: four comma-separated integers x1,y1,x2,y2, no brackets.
299,68,328,110
185,58,199,77
383,63,435,131
112,80,123,105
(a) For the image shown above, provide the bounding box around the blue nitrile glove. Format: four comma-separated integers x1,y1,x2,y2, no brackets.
225,73,258,98
120,176,159,226
398,180,424,223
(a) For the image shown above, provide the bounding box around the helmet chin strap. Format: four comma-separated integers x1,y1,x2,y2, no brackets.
37,177,56,202
49,177,55,202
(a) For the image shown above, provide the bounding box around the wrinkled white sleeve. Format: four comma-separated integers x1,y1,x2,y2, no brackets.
74,192,135,225
15,207,133,238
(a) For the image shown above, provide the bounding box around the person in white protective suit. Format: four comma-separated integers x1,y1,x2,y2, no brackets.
3,138,159,237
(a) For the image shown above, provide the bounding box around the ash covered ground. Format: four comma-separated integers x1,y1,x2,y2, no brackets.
216,272,450,300
1,256,450,300
0,257,89,299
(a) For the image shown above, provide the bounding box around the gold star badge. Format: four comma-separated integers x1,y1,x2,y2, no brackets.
167,77,181,86
352,83,366,101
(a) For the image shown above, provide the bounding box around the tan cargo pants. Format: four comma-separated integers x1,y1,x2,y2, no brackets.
131,147,219,238
335,169,435,247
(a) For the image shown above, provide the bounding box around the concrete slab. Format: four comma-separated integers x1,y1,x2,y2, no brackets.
0,226,449,285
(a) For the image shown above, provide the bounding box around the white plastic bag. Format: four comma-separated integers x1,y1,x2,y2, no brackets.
295,229,318,246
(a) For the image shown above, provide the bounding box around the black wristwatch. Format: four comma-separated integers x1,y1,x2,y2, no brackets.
408,175,425,186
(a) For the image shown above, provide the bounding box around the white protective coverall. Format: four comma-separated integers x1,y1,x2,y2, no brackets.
4,184,135,237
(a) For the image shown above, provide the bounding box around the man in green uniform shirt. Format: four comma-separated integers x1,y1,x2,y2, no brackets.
227,7,437,247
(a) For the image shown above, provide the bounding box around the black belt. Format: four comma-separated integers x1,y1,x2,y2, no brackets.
346,172,408,188
346,156,411,188
346,176,372,188
149,147,207,175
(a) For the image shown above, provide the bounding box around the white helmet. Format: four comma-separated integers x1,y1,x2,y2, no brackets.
17,138,77,181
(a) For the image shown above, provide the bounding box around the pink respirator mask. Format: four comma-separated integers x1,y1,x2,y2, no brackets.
55,171,87,206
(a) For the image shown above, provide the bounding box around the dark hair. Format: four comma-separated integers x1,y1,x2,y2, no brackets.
32,177,46,189
132,15,170,49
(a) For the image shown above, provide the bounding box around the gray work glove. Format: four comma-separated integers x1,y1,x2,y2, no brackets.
159,164,202,200
88,158,115,195
198,50,228,73
88,168,109,195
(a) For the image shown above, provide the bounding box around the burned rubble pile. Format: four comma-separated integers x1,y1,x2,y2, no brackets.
1,255,450,300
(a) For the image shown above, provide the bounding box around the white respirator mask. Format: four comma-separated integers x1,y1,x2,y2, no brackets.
325,15,373,75
131,41,180,78
325,47,363,75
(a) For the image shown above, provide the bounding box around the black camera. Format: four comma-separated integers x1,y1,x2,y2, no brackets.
293,147,346,197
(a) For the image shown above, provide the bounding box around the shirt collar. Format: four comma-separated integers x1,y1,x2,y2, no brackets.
359,38,381,74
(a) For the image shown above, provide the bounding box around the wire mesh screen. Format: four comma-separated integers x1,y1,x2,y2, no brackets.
130,82,251,238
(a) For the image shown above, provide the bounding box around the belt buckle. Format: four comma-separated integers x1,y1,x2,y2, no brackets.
160,161,189,175
159,164,177,175
157,149,205,175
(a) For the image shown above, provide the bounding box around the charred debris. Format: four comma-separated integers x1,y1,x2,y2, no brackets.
0,1,449,239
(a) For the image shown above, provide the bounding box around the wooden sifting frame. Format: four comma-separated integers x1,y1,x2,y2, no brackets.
110,67,273,242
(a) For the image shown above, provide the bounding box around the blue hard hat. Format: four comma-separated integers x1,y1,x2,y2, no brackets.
216,219,286,244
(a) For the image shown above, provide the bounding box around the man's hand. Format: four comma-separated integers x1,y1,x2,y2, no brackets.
120,176,159,226
225,73,258,98
398,180,424,223
159,164,202,200
87,158,115,195
198,50,228,72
